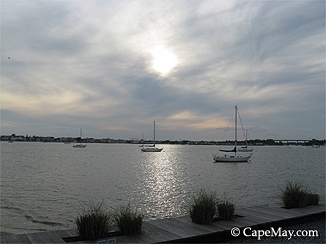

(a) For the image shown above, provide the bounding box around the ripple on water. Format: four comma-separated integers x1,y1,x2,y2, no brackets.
0,143,325,234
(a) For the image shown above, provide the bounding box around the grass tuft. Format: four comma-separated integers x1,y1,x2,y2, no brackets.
217,200,235,220
307,193,320,206
113,203,143,235
75,201,112,240
189,188,217,224
281,181,319,209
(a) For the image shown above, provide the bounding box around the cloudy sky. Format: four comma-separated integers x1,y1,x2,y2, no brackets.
1,0,325,141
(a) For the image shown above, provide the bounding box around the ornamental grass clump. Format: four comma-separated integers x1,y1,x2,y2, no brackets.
113,203,143,235
217,200,235,220
281,181,319,209
75,201,112,240
189,188,217,225
281,181,308,208
307,193,320,206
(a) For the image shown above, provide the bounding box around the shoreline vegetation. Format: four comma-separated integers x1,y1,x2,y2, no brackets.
0,182,322,241
281,181,320,209
75,202,143,241
1,134,325,146
72,183,320,241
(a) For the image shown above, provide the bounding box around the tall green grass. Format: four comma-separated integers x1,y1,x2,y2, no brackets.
307,193,320,206
75,201,113,240
189,189,217,224
217,200,235,220
113,203,143,235
281,181,319,209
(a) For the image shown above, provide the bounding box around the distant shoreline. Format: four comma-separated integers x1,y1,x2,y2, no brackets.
1,135,325,146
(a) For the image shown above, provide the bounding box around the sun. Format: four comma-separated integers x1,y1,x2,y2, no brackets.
150,45,178,75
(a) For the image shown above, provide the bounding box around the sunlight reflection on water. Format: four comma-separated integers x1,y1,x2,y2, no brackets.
138,148,189,219
1,142,325,234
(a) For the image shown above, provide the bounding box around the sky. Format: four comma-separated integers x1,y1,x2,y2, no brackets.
1,0,325,141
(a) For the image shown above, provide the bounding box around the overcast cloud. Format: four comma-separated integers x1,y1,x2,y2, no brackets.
1,0,325,141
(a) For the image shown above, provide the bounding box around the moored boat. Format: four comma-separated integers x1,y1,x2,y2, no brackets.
213,106,252,162
141,121,163,152
73,128,87,148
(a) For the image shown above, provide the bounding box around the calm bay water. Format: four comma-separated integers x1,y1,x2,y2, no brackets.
1,142,325,235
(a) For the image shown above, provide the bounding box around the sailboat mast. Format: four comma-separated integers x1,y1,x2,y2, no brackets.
235,106,237,149
154,121,156,145
80,128,82,145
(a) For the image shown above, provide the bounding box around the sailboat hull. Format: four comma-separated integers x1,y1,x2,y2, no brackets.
73,144,87,148
238,147,253,152
213,153,252,162
141,147,163,152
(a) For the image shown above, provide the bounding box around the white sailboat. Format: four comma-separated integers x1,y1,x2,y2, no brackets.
73,128,87,148
139,133,144,147
141,121,163,152
213,106,252,162
238,129,253,152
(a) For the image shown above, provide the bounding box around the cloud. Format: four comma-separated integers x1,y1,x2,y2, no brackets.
1,0,324,140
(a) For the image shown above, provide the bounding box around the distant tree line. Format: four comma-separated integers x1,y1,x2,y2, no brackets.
1,134,325,146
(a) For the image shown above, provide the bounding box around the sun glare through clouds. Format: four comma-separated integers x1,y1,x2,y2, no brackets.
150,45,178,75
1,1,324,140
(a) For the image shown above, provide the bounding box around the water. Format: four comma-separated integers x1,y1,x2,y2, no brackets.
1,142,325,235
